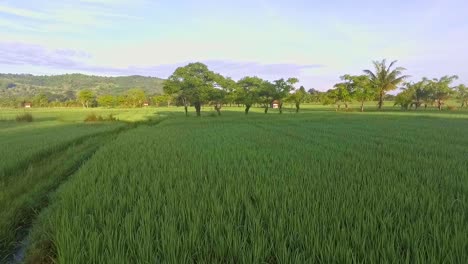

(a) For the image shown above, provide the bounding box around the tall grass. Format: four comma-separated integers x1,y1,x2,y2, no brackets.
27,113,468,263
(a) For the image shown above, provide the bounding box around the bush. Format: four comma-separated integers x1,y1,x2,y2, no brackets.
84,113,99,122
84,113,118,122
16,113,33,122
447,105,457,111
107,114,117,121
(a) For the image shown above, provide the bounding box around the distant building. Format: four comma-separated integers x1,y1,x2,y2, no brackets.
24,102,32,108
272,100,280,109
143,102,149,107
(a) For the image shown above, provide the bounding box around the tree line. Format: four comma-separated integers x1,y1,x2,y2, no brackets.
323,60,467,111
162,60,467,115
1,60,466,112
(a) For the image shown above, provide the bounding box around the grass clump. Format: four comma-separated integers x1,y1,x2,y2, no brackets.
15,113,33,122
84,113,118,122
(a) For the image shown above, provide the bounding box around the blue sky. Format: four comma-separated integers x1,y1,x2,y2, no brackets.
0,0,467,90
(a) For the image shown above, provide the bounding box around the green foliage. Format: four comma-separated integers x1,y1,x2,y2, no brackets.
152,94,172,107
394,89,413,110
77,89,95,108
15,113,33,122
0,74,164,105
348,75,375,111
364,59,409,109
84,113,118,122
287,86,308,112
124,88,147,108
237,76,264,114
97,95,117,108
164,62,221,116
457,84,468,107
325,77,354,110
32,93,49,107
273,78,299,113
428,75,458,110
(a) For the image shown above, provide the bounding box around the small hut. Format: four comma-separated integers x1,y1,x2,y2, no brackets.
24,102,32,108
143,102,149,107
271,100,280,109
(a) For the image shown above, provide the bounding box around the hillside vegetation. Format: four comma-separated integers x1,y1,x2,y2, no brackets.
0,73,164,101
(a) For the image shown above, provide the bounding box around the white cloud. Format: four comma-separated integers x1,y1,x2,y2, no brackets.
0,5,48,20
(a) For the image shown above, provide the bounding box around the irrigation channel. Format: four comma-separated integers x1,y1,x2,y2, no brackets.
2,119,164,264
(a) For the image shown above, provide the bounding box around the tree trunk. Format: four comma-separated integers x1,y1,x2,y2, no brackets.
194,102,201,116
437,100,442,111
214,104,222,116
245,104,251,114
360,101,364,112
264,106,269,114
378,91,384,110
182,97,189,116
345,103,348,110
295,103,300,113
279,102,283,114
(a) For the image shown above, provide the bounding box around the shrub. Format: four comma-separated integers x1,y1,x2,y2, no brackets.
16,113,33,122
447,105,457,111
107,114,117,121
84,113,118,122
84,113,99,122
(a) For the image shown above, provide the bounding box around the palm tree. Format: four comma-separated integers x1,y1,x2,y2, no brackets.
364,59,409,110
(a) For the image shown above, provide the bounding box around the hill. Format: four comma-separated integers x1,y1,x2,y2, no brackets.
0,73,165,101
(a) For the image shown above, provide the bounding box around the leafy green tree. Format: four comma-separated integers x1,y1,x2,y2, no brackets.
32,93,49,107
257,81,276,114
219,77,239,107
348,75,375,112
364,59,409,110
209,87,226,115
237,76,264,114
456,84,468,108
307,88,322,103
273,78,299,114
97,94,116,108
125,88,147,108
402,79,431,109
394,89,413,110
428,75,458,110
164,62,219,117
153,94,172,107
322,89,340,110
77,89,95,108
330,83,352,110
287,86,308,113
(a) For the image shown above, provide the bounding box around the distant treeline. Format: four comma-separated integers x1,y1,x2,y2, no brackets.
1,61,466,112
160,60,467,116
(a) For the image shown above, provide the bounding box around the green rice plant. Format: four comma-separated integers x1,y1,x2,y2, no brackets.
25,112,468,263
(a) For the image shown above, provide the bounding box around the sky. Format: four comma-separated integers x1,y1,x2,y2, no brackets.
0,0,467,90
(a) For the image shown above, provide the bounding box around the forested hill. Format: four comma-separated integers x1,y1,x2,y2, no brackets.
0,73,165,101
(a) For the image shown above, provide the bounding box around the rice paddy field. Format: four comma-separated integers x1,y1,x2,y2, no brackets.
1,105,468,263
